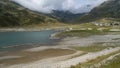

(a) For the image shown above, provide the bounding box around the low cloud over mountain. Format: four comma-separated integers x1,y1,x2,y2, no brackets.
11,0,107,14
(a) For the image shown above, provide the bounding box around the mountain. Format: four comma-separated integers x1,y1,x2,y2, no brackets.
48,10,84,23
0,0,58,27
0,0,119,27
0,0,83,28
79,0,120,22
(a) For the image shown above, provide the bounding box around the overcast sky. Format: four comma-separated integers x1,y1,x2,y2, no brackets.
11,0,107,14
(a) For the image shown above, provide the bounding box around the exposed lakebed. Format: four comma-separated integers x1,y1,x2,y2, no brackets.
0,29,120,68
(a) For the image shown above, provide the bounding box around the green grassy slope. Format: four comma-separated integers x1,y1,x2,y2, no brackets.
0,0,58,27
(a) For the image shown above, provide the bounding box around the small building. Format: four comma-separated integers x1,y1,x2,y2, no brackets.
111,22,120,26
92,22,110,27
92,22,120,27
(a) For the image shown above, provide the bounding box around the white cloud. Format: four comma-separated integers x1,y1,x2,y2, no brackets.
11,0,107,14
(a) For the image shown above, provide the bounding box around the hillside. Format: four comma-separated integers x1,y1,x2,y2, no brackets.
48,10,84,23
0,0,119,27
0,0,58,27
79,0,120,22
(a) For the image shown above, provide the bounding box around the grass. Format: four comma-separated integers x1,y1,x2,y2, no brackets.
112,38,120,40
99,55,120,68
70,50,120,68
82,51,119,67
69,44,119,68
71,45,108,52
56,29,108,38
70,64,81,68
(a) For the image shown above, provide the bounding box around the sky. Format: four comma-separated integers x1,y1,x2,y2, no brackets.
11,0,108,14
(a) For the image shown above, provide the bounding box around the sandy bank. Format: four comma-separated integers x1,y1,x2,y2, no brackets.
5,47,120,68
0,28,46,32
59,35,120,46
1,34,120,68
0,56,22,60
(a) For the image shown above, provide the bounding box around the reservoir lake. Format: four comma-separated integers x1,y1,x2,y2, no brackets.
0,30,59,51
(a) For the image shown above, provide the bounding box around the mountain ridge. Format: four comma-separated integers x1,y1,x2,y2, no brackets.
0,0,119,27
0,0,58,27
78,0,120,22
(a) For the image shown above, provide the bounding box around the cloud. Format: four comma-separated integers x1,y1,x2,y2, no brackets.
11,0,107,14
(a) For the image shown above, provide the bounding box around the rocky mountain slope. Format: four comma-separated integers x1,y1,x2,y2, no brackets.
79,0,120,22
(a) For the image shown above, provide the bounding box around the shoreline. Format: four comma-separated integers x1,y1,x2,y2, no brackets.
0,29,62,52
0,27,66,32
0,31,120,68
0,28,52,32
2,45,120,68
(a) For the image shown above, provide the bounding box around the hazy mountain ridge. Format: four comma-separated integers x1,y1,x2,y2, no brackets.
47,10,84,23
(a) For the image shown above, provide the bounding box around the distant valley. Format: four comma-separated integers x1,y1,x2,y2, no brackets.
0,0,120,27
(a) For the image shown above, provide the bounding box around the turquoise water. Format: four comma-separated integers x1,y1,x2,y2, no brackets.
0,30,58,48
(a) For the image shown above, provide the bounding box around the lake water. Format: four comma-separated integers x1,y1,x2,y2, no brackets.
0,30,59,49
